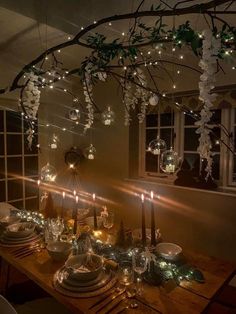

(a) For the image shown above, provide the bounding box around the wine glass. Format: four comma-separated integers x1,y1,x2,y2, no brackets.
132,248,147,296
50,218,64,241
102,211,114,232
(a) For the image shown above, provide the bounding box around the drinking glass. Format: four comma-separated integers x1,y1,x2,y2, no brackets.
118,261,134,287
102,211,114,232
132,248,147,295
50,218,64,241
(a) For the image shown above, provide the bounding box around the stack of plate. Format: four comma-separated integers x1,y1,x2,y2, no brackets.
53,267,117,298
0,223,40,247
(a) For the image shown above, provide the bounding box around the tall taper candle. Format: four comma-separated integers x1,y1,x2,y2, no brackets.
73,195,79,235
92,193,98,230
141,194,146,246
62,191,65,218
150,191,156,246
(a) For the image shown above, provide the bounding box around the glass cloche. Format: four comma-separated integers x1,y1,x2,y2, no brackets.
160,147,182,174
101,106,115,126
147,136,166,155
40,162,57,182
84,144,96,160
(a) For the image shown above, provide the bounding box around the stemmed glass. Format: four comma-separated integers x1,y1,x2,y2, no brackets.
132,248,148,296
50,218,64,241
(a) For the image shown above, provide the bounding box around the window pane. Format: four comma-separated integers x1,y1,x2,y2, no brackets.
0,134,4,155
9,200,23,210
184,113,198,126
25,197,39,211
146,114,158,127
183,153,200,175
6,111,22,133
24,156,38,176
146,129,158,146
160,128,172,147
7,157,22,178
184,128,198,151
145,152,158,172
160,113,173,127
210,127,221,152
0,110,4,132
25,179,38,198
0,158,5,179
212,154,220,180
8,179,23,200
209,109,221,125
7,134,22,155
0,181,5,201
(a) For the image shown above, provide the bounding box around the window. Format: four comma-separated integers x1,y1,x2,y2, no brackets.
0,110,39,210
139,106,236,189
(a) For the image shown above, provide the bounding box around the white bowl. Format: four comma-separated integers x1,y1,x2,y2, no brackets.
6,222,35,238
85,216,103,229
0,216,21,227
156,242,182,261
65,254,103,281
47,241,72,262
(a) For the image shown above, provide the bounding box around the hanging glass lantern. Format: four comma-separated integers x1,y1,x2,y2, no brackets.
40,162,57,182
101,106,115,126
68,108,80,122
84,144,96,160
149,94,159,106
147,136,166,155
48,133,59,150
160,147,182,174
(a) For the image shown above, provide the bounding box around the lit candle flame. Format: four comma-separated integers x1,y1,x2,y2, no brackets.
73,190,76,196
92,193,96,201
62,191,65,199
76,195,79,203
150,191,154,199
37,180,40,186
141,194,144,202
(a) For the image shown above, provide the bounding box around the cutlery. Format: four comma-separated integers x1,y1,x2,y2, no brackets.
89,287,120,310
102,294,127,314
11,243,40,254
94,288,126,313
15,250,36,259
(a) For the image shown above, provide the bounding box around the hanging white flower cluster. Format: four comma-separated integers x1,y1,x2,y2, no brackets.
135,68,150,123
22,72,41,121
123,80,136,126
195,29,221,179
83,71,94,133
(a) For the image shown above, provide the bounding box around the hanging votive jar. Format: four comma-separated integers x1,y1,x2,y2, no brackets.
68,108,80,122
147,136,166,155
101,106,115,126
40,162,57,182
84,144,96,160
160,147,182,174
49,133,59,150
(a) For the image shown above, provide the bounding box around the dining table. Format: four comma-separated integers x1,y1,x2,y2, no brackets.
0,241,235,314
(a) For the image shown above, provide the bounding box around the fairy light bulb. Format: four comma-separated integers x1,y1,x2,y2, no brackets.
101,106,115,126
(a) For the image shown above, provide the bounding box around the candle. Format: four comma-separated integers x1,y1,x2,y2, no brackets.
73,195,79,235
150,191,156,246
62,191,65,218
92,193,98,230
141,194,146,246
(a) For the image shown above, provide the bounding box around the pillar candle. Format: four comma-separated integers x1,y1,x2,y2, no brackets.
62,191,65,218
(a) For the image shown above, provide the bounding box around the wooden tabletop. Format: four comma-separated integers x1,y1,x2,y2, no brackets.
0,246,235,314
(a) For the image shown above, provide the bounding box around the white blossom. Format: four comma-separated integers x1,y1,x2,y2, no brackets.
83,72,94,133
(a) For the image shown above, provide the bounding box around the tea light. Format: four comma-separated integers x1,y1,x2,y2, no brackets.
119,267,133,286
